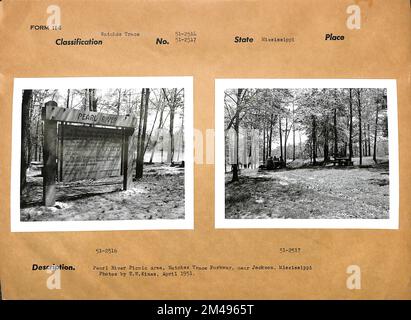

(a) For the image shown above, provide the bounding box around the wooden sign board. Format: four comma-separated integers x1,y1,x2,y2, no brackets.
43,104,137,128
60,125,123,182
41,101,134,206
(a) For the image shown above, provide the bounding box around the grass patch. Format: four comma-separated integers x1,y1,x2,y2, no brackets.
226,193,252,205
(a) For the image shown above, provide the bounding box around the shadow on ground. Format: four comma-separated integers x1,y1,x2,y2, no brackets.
225,157,390,219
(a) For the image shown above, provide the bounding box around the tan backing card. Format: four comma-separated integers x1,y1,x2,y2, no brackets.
0,0,410,299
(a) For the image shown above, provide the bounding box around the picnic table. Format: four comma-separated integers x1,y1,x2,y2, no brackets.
30,161,44,170
330,157,353,166
258,157,284,170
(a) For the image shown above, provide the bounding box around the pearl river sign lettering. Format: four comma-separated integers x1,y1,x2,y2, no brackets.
43,103,137,127
42,101,136,206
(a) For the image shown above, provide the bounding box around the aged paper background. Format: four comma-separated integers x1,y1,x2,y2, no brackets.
0,0,410,299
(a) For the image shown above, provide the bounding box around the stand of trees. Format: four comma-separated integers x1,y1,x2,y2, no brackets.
224,88,388,182
20,88,184,192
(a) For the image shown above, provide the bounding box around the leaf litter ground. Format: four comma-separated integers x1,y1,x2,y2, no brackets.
21,164,184,221
225,160,389,219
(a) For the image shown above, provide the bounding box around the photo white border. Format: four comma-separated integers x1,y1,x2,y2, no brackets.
215,79,399,229
11,76,194,232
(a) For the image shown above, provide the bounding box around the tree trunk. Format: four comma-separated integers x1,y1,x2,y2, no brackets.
66,89,70,108
279,116,283,161
34,119,40,161
168,101,175,163
135,89,150,179
324,117,329,162
364,123,368,156
367,123,371,157
83,89,88,109
349,89,353,161
87,89,97,111
89,89,92,111
232,89,242,182
312,115,317,165
232,116,239,182
292,102,296,161
27,95,33,171
333,107,338,157
373,103,379,162
309,142,313,163
21,90,33,193
284,117,288,166
357,89,363,165
262,123,266,163
268,114,273,157
135,89,146,179
117,89,122,115
88,89,93,111
141,89,150,154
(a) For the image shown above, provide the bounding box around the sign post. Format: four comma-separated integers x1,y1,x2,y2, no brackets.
42,101,58,206
122,129,129,190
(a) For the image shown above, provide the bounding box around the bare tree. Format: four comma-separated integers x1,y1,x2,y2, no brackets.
357,89,363,165
348,89,353,161
21,90,33,192
231,89,243,182
135,89,150,179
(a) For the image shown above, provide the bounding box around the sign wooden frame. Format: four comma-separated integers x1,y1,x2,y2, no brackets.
41,101,136,206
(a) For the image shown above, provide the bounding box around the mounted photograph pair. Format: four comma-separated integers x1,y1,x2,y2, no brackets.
11,77,398,232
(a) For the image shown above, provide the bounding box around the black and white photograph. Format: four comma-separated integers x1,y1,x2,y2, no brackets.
11,77,193,232
215,79,398,229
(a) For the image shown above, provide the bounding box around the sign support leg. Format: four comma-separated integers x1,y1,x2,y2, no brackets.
58,122,64,182
122,129,130,190
43,120,57,206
